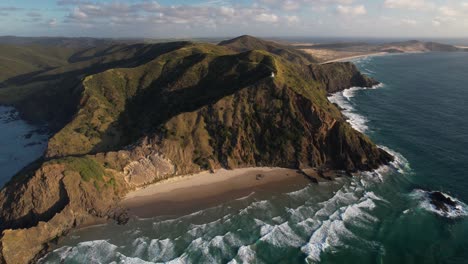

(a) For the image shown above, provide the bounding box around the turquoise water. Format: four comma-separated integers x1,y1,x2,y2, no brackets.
40,52,468,263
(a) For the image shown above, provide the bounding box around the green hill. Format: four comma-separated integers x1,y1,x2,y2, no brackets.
0,36,390,264
0,44,76,82
219,35,318,64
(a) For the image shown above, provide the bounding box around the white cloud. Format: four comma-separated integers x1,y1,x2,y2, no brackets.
336,4,366,16
282,0,301,11
255,13,279,23
257,0,355,11
47,18,57,27
63,2,287,29
0,6,23,11
384,0,433,10
438,6,458,17
68,8,87,20
285,15,300,24
400,18,417,25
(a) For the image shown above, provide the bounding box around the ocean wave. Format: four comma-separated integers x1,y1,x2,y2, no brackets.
328,89,368,133
259,222,304,248
328,83,384,133
378,145,410,173
39,240,152,264
301,219,358,263
228,245,257,264
297,145,409,262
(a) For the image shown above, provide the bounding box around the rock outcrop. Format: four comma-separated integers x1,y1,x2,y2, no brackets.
309,62,379,93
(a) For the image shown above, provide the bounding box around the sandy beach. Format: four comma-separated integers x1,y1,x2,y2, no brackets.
121,167,314,218
319,52,388,64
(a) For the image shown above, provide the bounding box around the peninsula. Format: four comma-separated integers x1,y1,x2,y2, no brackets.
2,35,461,263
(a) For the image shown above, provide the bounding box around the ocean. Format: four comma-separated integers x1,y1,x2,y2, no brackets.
32,52,468,263
0,106,47,188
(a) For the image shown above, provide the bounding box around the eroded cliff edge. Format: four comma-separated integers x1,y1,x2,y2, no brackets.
0,37,391,264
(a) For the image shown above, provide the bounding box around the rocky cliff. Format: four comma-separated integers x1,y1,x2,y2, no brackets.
0,36,391,263
309,62,379,93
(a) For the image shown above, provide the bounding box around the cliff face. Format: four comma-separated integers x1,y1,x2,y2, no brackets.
0,158,128,264
309,62,379,93
0,37,391,263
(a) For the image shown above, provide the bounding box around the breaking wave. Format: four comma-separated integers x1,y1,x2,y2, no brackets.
328,83,384,133
40,145,409,264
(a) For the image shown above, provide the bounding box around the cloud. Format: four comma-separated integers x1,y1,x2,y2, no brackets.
400,18,417,25
62,1,288,28
384,0,433,10
47,18,58,27
432,17,442,27
257,0,355,11
281,0,301,11
431,3,468,27
336,4,366,16
67,7,88,20
0,6,23,11
438,6,458,17
57,0,91,5
255,13,279,23
285,15,300,25
26,11,42,18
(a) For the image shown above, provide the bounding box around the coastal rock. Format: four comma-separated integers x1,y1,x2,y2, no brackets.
123,153,175,186
0,160,128,263
309,62,379,93
429,191,461,215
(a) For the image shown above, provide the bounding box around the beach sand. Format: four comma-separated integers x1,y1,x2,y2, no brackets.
318,52,388,64
121,167,315,218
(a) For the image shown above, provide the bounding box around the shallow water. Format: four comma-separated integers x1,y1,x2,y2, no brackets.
0,106,47,188
40,52,468,263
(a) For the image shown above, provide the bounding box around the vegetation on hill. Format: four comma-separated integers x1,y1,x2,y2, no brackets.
0,35,391,264
219,35,318,64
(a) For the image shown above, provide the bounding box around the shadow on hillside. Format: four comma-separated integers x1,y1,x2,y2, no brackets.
0,42,191,88
0,42,194,131
89,51,275,154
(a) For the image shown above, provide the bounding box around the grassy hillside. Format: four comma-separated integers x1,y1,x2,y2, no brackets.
219,35,318,65
0,41,193,129
0,44,77,82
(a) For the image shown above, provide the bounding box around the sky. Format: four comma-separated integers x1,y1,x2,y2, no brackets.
0,0,467,39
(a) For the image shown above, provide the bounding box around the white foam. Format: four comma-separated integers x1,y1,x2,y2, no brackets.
41,240,152,264
301,219,357,263
259,222,304,247
147,238,176,262
328,83,384,133
228,245,257,264
328,90,368,133
378,145,411,173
